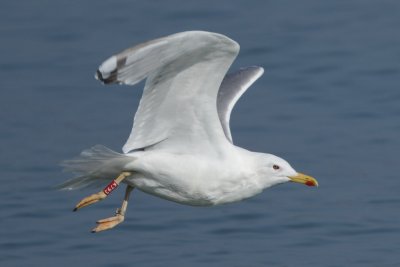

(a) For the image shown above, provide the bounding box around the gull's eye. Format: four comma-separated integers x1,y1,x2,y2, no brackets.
273,164,280,170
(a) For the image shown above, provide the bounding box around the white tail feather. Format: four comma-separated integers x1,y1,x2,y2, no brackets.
58,145,133,190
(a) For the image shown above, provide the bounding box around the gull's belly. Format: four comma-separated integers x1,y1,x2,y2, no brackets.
125,151,254,206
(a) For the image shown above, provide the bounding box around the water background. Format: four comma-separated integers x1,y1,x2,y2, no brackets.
1,1,400,266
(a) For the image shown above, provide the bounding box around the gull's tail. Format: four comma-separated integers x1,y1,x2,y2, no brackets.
58,145,134,190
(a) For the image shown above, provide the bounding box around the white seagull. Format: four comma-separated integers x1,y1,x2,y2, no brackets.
60,31,318,233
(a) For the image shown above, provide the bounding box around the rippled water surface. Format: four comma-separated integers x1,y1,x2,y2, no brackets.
1,1,400,266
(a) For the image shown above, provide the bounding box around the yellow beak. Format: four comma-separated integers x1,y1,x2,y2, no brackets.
289,173,318,187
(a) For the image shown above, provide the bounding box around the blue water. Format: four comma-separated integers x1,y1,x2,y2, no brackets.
1,1,399,266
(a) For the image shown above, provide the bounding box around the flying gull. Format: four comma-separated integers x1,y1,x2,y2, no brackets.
60,31,318,233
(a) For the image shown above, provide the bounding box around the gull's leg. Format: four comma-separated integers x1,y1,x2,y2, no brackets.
73,172,131,211
91,185,134,233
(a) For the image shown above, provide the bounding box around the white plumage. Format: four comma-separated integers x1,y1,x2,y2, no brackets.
61,31,317,211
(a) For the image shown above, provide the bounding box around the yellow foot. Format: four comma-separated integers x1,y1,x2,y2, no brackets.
73,191,107,211
91,212,124,233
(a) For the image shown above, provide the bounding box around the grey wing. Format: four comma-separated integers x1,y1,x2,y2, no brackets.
95,31,240,153
217,66,264,143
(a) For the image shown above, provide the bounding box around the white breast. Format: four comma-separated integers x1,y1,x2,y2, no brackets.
124,147,261,206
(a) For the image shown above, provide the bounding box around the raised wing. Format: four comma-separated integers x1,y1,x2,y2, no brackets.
95,31,239,153
217,66,264,143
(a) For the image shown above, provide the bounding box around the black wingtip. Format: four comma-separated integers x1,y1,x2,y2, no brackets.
73,207,78,212
95,69,104,82
95,69,117,84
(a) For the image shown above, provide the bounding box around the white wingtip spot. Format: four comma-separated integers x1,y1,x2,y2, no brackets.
98,56,117,79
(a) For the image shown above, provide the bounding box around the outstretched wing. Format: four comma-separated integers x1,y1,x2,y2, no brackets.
217,66,264,143
95,31,239,153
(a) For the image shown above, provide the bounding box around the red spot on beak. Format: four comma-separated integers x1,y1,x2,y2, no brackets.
305,180,316,186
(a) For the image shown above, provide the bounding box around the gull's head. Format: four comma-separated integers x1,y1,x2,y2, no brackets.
255,153,318,188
